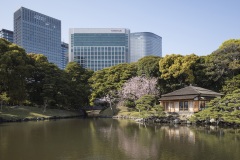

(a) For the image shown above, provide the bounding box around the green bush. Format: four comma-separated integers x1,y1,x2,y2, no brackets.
124,99,135,108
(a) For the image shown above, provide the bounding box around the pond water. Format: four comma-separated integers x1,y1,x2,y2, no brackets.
0,118,239,160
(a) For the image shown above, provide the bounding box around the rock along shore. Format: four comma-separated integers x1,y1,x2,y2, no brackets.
111,115,240,128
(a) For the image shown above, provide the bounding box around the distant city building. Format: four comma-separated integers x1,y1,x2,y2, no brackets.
61,42,68,69
130,32,162,62
0,29,14,43
14,7,62,68
69,28,130,71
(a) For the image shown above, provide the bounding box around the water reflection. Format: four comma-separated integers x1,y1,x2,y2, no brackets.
161,125,196,144
92,119,161,160
0,119,240,160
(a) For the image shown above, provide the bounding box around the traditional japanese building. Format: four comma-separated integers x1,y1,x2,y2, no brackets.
159,85,223,113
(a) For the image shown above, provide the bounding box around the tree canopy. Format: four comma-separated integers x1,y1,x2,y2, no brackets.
89,63,137,105
0,38,94,111
159,54,199,92
192,89,240,124
201,39,240,91
136,55,161,77
1,37,240,124
0,39,30,105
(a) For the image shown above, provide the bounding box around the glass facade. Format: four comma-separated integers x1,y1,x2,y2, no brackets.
130,32,162,62
61,42,68,69
14,7,62,68
0,29,14,43
69,28,130,71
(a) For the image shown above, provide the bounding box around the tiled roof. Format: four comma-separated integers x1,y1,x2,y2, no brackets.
161,85,223,99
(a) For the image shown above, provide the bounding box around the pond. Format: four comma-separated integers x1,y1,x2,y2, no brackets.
0,118,239,160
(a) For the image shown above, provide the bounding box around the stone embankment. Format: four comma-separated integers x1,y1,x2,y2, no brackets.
112,115,240,127
112,115,190,124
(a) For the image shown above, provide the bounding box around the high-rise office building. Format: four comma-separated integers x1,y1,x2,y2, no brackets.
130,32,162,62
61,42,68,69
69,28,130,71
0,29,14,43
14,7,62,68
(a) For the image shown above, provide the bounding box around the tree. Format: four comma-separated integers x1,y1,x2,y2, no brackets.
152,104,165,117
221,74,240,94
119,76,159,101
89,63,137,106
192,89,240,124
98,90,119,115
192,56,210,88
201,39,240,91
136,56,161,77
0,39,31,105
135,95,157,117
159,54,199,92
27,54,69,111
41,63,65,111
26,54,48,106
0,92,10,110
65,62,93,109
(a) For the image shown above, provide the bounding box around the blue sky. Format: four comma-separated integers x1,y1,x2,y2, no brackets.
1,0,240,57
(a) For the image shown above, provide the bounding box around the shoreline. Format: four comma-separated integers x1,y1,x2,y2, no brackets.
0,115,84,123
1,115,240,128
111,115,240,128
0,106,85,123
1,107,240,128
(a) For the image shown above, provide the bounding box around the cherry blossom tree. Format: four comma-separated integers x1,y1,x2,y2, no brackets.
96,90,118,115
119,76,159,101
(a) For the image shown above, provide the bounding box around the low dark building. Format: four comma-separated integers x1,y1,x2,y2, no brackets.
0,29,13,43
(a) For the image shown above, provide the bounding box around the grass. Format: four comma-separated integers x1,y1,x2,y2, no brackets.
0,106,83,121
100,105,166,119
99,105,118,117
100,105,141,118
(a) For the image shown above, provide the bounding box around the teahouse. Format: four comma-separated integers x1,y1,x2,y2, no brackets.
159,85,223,113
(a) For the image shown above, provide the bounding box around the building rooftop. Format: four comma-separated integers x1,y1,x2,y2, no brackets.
160,85,223,101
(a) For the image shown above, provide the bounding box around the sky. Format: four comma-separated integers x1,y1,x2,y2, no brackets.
0,0,240,57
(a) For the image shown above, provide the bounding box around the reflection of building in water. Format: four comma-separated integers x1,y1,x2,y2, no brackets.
161,126,195,144
95,120,159,160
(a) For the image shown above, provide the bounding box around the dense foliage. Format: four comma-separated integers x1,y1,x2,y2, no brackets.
89,63,137,105
198,39,240,91
191,89,240,124
0,38,92,111
1,37,240,124
159,54,200,93
137,55,162,77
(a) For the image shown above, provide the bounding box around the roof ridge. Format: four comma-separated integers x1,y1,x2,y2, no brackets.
189,85,201,94
161,85,223,97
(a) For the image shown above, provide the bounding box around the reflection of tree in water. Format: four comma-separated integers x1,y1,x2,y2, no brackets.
1,119,240,160
93,119,161,160
92,120,240,160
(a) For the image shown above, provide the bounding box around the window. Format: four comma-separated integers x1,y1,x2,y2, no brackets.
184,101,188,111
179,102,183,111
179,101,188,111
